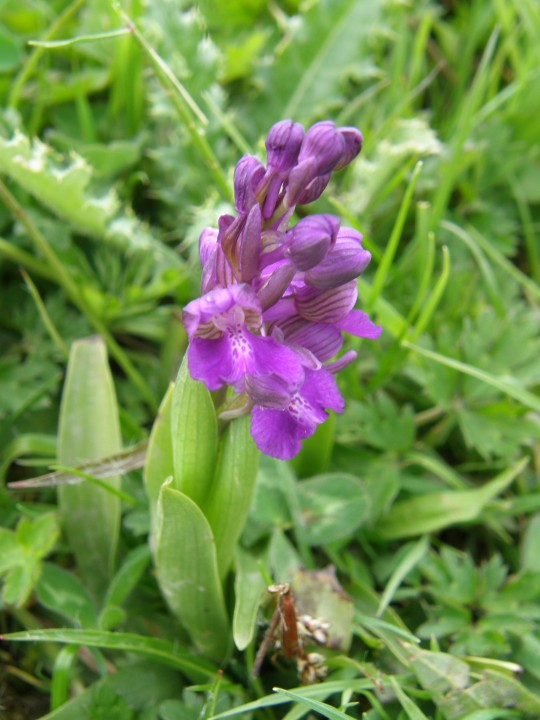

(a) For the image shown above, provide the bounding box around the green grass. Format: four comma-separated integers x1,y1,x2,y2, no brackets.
1,1,540,719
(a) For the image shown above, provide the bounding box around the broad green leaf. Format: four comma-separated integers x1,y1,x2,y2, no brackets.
155,479,230,661
407,645,470,697
58,336,122,598
233,546,267,651
297,473,371,546
438,670,540,718
171,356,218,506
293,567,354,652
204,415,260,578
374,458,528,540
520,514,540,573
36,562,98,628
144,382,174,540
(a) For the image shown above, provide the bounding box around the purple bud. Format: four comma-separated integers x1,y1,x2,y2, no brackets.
266,120,305,173
239,204,262,282
333,127,363,171
295,280,358,324
296,172,331,205
256,260,296,311
199,227,218,267
234,155,266,213
218,213,243,268
261,173,284,219
283,158,319,208
284,214,339,271
298,121,346,175
304,228,371,289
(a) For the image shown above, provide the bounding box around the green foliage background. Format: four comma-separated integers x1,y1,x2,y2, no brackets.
1,0,540,718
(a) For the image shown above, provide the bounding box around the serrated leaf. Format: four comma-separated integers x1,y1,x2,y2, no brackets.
0,132,116,237
204,415,260,578
155,479,230,661
170,356,218,506
0,130,185,261
58,336,122,598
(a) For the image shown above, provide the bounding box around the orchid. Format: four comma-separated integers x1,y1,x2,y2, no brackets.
183,120,381,459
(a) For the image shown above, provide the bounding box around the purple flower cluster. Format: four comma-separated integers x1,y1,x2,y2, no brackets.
182,120,381,460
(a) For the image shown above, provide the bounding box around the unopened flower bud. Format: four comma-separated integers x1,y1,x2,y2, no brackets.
284,214,339,270
333,127,363,171
239,204,262,282
234,155,266,213
296,173,331,205
298,121,345,175
305,228,371,289
266,119,304,173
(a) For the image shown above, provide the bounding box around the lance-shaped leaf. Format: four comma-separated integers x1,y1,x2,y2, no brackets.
171,356,218,506
155,479,230,661
58,336,122,598
204,416,260,579
144,383,174,548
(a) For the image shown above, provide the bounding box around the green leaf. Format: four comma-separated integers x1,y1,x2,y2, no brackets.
520,514,540,573
144,382,174,539
204,415,260,578
377,536,430,617
374,458,528,540
254,0,381,125
3,628,217,680
103,545,151,610
272,688,355,720
0,131,116,238
233,546,267,651
293,567,355,652
407,645,470,697
57,336,122,598
155,479,230,661
0,514,60,607
35,660,180,720
0,26,22,72
388,676,430,720
36,562,98,628
297,473,371,546
171,356,218,506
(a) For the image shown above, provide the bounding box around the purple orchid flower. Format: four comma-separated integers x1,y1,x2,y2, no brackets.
182,119,381,460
